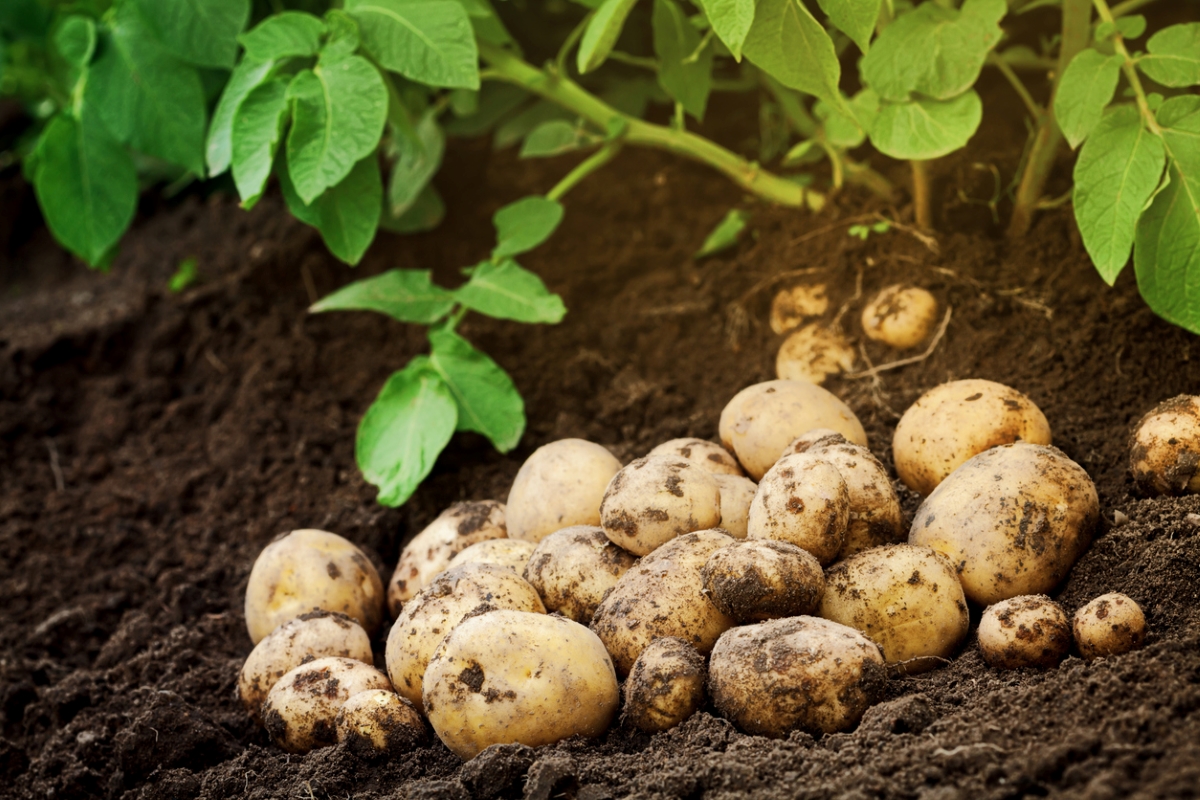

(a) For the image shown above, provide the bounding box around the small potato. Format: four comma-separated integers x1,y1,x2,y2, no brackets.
262,657,392,754
647,438,744,476
770,283,829,334
1073,593,1146,660
702,540,824,622
522,526,638,624
622,637,706,733
387,500,507,617
713,474,757,538
600,456,722,556
893,379,1052,496
775,323,856,385
1129,396,1200,496
507,439,623,543
245,529,385,644
861,285,938,350
747,453,849,565
978,595,1071,670
336,690,426,757
445,538,537,575
709,616,886,737
910,443,1099,606
819,544,969,674
423,611,619,760
719,380,867,481
239,611,373,723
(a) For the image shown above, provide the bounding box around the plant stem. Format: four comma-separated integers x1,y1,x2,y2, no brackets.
556,13,593,74
815,141,844,190
546,142,623,201
1111,0,1158,17
911,160,933,230
1093,0,1160,134
988,52,1044,120
606,51,659,71
845,159,897,202
761,73,819,138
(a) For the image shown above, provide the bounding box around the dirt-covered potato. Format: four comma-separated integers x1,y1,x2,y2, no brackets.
910,443,1099,606
770,283,829,334
335,690,426,757
702,539,824,622
239,611,373,724
1073,593,1146,660
522,525,638,623
423,610,619,760
719,380,867,481
622,637,706,733
775,323,856,385
746,453,849,565
592,529,736,676
385,564,546,710
600,456,722,556
893,379,1052,496
819,544,969,673
386,500,507,617
506,439,623,543
713,474,756,538
647,438,744,476
978,595,1071,669
1129,396,1200,496
261,657,392,754
445,538,536,575
245,529,385,644
709,616,886,737
861,285,938,350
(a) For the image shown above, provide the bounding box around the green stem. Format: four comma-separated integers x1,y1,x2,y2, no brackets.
682,30,714,65
1093,0,1160,134
844,158,897,202
911,160,933,230
446,306,468,331
556,13,593,74
760,73,819,138
988,51,1044,120
546,142,623,201
1111,0,1158,17
815,140,844,190
991,51,1058,71
606,51,659,71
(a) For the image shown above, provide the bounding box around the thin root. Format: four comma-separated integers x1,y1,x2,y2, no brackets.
846,307,953,379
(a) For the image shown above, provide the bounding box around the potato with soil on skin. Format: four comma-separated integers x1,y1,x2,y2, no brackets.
819,544,969,674
719,380,867,481
708,616,886,737
445,538,536,575
647,438,744,476
506,439,623,543
261,656,393,754
770,283,829,334
978,595,1072,670
622,637,707,733
893,379,1052,496
1074,593,1147,660
522,525,638,624
1129,395,1200,496
245,529,385,644
861,285,939,350
423,610,619,760
702,539,824,622
335,689,426,757
747,452,850,565
910,442,1099,606
713,474,757,539
774,323,856,385
600,456,722,556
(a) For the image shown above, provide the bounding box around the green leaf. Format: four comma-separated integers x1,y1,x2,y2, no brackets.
169,257,199,292
357,358,458,507
742,0,846,115
389,111,445,216
578,0,640,74
1054,49,1123,150
519,120,601,157
238,11,326,61
1158,96,1200,191
692,0,755,60
457,0,515,46
54,16,96,68
381,183,446,233
132,0,249,69
322,9,362,59
429,328,524,451
653,0,713,120
868,90,982,160
694,208,750,258
1096,15,1145,42
817,89,878,148
280,154,383,265
443,83,529,137
492,196,565,259
1138,23,1200,88
1073,104,1166,285
494,101,574,150
1135,165,1200,333
206,57,277,177
816,0,880,54
455,260,567,323
231,78,290,207
345,0,480,89
311,269,456,322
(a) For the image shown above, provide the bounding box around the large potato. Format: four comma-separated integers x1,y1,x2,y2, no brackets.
713,474,757,539
910,443,1099,605
977,595,1071,669
445,538,536,575
702,539,824,622
245,529,384,644
1129,396,1200,496
747,452,850,565
261,657,392,753
622,637,706,733
423,611,619,760
507,439,623,542
893,379,1052,496
1073,592,1147,660
600,456,722,556
647,438,744,476
522,525,638,623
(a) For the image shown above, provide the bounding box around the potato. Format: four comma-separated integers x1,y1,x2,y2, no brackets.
893,379,1052,496
861,285,938,350
746,453,850,565
713,474,756,539
1073,592,1147,660
910,443,1099,606
1129,395,1200,496
702,540,824,622
591,529,736,676
522,525,638,624
336,690,426,756
239,611,373,723
423,610,619,760
719,380,867,481
385,564,546,710
818,544,969,674
245,529,385,644
387,500,507,618
647,438,744,476
708,616,886,737
507,439,623,542
445,538,537,575
622,637,706,733
977,595,1071,669
775,324,855,385
261,657,392,754
600,456,722,556
770,283,829,334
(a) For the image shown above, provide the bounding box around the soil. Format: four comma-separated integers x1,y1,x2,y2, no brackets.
5,39,1200,800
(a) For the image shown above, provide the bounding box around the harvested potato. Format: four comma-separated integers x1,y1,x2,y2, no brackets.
893,379,1052,496
1074,593,1146,660
423,610,619,760
746,453,849,565
261,657,392,754
775,323,856,385
335,690,426,757
522,525,638,623
385,564,545,710
910,443,1099,605
592,529,736,676
713,474,757,539
386,500,508,618
861,285,938,350
622,637,706,733
770,283,829,334
978,595,1071,670
1129,396,1200,496
239,611,373,723
507,439,623,543
719,380,867,481
647,438,744,476
245,529,385,644
600,456,722,556
709,616,886,737
445,538,536,575
702,539,824,622
819,544,969,673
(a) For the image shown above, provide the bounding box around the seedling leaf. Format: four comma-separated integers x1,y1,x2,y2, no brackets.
238,12,327,61
455,260,567,323
206,58,277,177
429,328,525,451
816,0,881,55
868,91,983,160
578,0,641,74
742,0,846,115
381,183,447,234
132,0,249,70
695,208,750,258
1054,49,1123,150
311,269,456,322
170,258,199,293
519,120,601,157
653,0,713,119
345,0,480,89
492,197,565,259
389,112,445,215
280,153,383,265
1137,23,1200,88
231,78,290,207
322,9,362,59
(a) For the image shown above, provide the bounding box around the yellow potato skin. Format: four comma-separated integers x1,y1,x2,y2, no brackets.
506,439,623,543
713,474,757,539
600,456,722,556
978,595,1071,669
861,285,938,350
622,637,706,733
747,453,849,565
1129,395,1200,496
647,438,744,476
1073,592,1146,660
445,538,536,575
335,690,426,756
522,525,638,624
261,657,393,754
